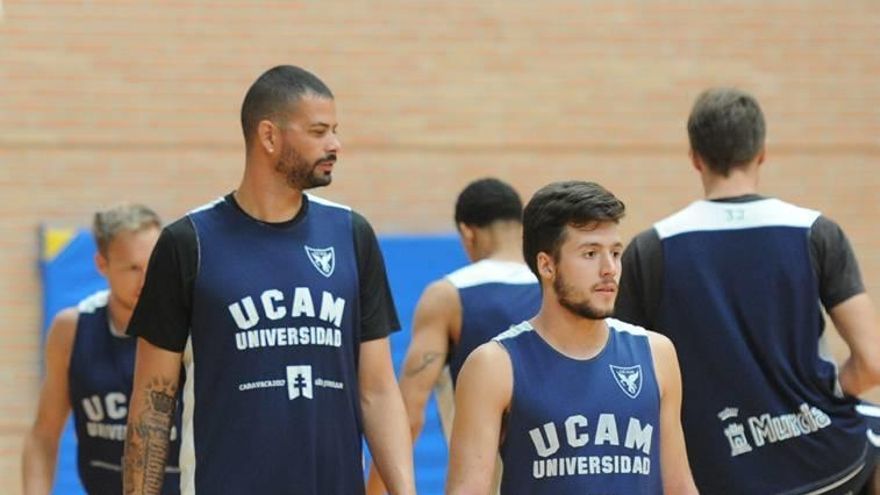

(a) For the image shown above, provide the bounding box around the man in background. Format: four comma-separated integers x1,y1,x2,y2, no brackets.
23,204,180,494
367,177,540,494
616,87,880,494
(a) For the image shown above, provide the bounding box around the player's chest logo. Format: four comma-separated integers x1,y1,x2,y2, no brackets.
304,245,335,278
610,364,642,399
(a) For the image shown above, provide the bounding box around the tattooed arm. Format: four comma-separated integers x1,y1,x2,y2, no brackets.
366,279,459,495
399,280,459,438
123,338,181,495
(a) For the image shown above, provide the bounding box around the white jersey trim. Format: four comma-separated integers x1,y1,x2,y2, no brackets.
180,336,196,495
306,193,352,211
189,195,351,216
445,259,538,289
654,199,821,240
606,317,649,337
77,290,128,340
494,321,534,341
494,318,648,341
77,290,109,314
856,403,880,418
89,460,121,471
818,334,845,398
801,460,865,495
187,197,224,215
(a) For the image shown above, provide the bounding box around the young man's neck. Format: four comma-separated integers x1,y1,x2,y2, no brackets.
701,162,760,200
530,304,609,360
106,298,132,337
486,243,525,263
475,222,525,264
234,170,306,223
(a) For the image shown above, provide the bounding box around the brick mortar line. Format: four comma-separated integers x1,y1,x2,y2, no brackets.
2,140,878,155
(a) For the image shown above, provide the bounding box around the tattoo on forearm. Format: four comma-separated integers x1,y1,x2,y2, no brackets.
123,376,178,495
405,352,444,377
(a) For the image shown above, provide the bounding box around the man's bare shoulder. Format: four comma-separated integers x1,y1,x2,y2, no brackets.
644,330,675,357
45,306,80,361
415,278,461,319
469,340,511,365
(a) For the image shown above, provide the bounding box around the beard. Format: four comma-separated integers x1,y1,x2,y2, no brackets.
553,271,615,320
276,144,336,190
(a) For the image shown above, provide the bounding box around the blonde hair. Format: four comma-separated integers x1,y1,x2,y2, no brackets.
92,203,161,256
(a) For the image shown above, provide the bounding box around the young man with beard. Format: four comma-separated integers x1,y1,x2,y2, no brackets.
122,65,416,495
446,181,697,495
616,87,880,494
367,178,541,495
23,204,181,494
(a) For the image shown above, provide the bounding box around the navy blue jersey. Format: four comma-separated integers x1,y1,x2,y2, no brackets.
445,260,540,384
625,198,870,494
68,291,180,494
178,195,367,494
496,319,662,495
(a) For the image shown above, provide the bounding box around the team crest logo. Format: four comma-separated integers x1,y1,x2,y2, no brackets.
610,364,642,399
305,246,335,278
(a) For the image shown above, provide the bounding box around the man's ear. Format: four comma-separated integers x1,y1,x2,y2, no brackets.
95,251,109,277
458,223,475,243
536,252,555,281
257,119,280,154
689,149,704,173
458,223,477,252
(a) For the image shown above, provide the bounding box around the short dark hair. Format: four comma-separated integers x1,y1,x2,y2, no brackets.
93,203,162,257
522,181,625,277
454,178,523,228
240,65,334,146
687,87,766,176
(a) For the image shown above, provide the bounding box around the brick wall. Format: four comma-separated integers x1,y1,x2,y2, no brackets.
1,1,878,490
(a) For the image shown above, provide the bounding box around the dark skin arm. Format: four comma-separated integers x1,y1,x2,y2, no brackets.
366,279,459,495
